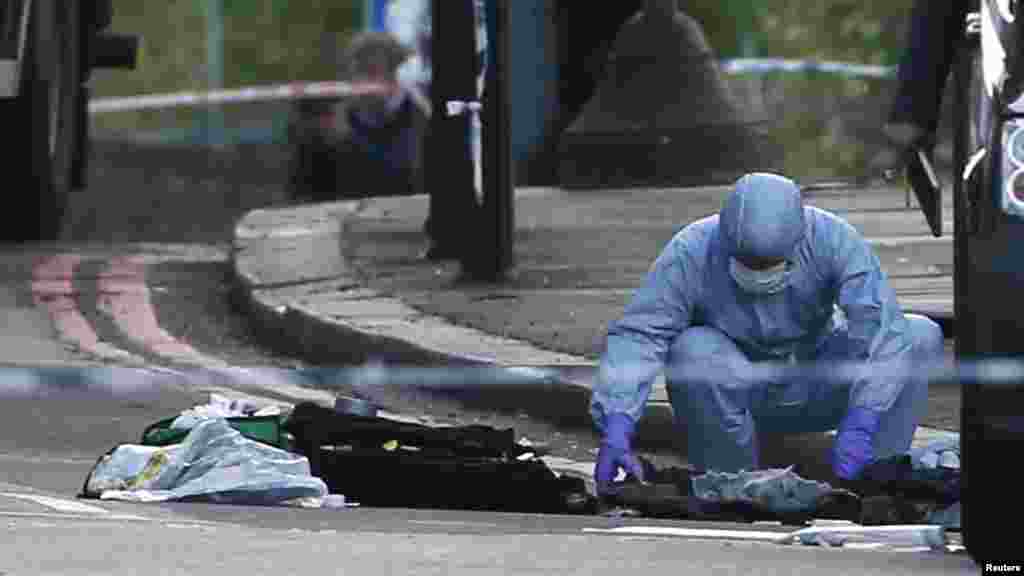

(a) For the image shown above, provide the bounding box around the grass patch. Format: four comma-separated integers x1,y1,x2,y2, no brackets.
89,0,362,135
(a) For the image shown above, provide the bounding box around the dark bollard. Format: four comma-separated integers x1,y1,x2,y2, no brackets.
558,0,781,189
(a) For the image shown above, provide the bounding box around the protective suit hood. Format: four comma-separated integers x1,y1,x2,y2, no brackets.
720,173,805,262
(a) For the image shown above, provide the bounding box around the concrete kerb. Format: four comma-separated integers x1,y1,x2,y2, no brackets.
232,200,589,368
229,194,959,469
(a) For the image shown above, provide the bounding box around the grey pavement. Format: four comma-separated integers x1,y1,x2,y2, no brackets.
231,182,962,483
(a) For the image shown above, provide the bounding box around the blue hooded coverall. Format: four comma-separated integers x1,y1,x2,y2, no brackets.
590,173,945,475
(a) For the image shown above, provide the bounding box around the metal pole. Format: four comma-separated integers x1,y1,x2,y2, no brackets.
203,0,225,147
475,0,514,279
425,0,479,260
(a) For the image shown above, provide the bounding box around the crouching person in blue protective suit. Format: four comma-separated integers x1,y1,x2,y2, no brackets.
590,172,945,495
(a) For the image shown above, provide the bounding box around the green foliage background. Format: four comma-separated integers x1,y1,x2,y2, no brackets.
89,0,923,179
685,1,925,180
89,0,362,136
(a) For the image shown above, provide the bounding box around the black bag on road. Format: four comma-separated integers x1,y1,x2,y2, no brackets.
282,402,593,514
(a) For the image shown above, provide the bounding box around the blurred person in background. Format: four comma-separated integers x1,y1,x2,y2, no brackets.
286,30,428,204
870,0,972,179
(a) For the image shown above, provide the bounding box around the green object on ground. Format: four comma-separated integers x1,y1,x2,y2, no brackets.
141,414,287,449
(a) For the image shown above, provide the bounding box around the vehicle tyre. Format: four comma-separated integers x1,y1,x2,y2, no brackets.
0,0,80,243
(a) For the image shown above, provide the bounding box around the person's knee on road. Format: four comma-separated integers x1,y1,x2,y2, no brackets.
666,325,759,473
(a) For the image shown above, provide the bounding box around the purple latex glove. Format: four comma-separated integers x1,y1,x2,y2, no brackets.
595,413,646,495
832,407,882,480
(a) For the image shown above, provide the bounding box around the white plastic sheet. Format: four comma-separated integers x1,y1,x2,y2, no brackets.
85,418,327,505
169,392,280,430
690,466,835,513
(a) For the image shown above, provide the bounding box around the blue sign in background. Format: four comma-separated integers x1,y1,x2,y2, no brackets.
365,0,389,32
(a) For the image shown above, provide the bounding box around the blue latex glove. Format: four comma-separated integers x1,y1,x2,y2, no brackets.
832,407,882,480
595,413,646,495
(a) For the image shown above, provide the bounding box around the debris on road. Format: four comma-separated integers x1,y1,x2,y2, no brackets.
81,417,329,505
599,435,961,529
281,401,595,514
77,392,593,513
168,393,280,430
691,466,840,515
71,384,961,536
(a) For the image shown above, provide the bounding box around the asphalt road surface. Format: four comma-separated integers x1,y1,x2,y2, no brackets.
0,141,979,574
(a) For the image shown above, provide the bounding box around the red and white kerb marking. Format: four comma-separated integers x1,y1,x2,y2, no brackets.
30,249,229,368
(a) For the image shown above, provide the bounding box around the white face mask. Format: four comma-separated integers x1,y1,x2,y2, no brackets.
729,258,790,295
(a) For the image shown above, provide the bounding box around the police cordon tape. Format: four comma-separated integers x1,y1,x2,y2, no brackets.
719,58,895,79
85,59,895,115
86,80,395,114
0,357,1022,399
